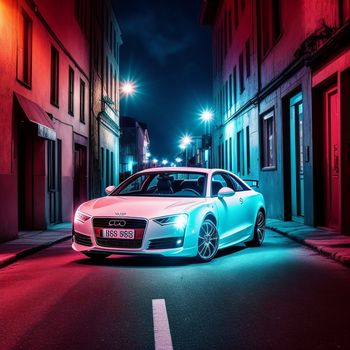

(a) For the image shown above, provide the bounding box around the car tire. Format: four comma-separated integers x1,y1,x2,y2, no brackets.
83,252,110,260
245,210,265,247
195,219,219,262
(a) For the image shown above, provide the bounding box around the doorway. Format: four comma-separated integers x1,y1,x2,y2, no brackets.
47,139,62,224
289,92,304,221
74,144,87,210
17,122,35,229
322,85,340,230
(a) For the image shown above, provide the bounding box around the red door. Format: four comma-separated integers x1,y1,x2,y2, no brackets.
323,86,340,230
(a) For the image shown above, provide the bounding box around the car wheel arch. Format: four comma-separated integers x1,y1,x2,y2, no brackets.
204,213,217,226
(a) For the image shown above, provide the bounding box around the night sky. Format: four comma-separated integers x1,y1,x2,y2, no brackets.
113,0,212,161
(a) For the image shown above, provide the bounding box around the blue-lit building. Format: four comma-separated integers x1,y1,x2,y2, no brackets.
201,0,350,234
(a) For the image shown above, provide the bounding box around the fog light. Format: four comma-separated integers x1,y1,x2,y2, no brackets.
176,239,183,246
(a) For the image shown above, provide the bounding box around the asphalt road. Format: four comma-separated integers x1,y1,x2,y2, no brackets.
1,230,350,350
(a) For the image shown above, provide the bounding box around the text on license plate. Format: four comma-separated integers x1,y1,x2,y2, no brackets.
102,229,135,239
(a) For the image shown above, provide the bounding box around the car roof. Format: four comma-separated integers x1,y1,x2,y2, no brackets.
138,167,231,175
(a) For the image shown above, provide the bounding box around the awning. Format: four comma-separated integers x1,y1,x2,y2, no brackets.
15,93,56,141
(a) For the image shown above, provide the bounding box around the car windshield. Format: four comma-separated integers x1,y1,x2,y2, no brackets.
113,171,207,197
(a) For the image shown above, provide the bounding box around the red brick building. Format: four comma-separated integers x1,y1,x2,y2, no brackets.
0,0,90,241
201,0,350,233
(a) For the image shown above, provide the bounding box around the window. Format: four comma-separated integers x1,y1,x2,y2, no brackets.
68,67,74,116
50,46,59,106
239,52,244,93
233,66,237,106
218,145,221,168
241,0,245,13
101,147,104,180
234,0,239,29
246,126,251,174
17,10,32,86
340,0,350,23
106,149,110,186
79,79,85,123
229,74,233,108
110,63,113,98
111,151,114,184
237,130,244,175
261,110,276,169
228,10,232,46
105,56,109,94
225,80,229,113
259,0,281,57
246,38,251,78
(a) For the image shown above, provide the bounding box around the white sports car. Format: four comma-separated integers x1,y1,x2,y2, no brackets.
72,167,265,262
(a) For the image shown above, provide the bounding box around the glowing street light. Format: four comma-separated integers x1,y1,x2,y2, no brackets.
120,81,136,96
179,134,192,167
152,158,158,166
181,135,192,146
201,109,213,122
161,159,168,166
175,157,182,163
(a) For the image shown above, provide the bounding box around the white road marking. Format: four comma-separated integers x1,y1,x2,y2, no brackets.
152,299,173,350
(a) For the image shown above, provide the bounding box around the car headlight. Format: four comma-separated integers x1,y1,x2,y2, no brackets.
74,210,91,223
153,214,188,231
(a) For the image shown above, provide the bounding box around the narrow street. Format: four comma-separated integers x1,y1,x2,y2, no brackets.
1,230,349,350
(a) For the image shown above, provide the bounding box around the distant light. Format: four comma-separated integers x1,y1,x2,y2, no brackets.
153,158,158,164
170,162,175,167
181,135,192,146
146,152,151,158
179,144,186,150
121,81,136,96
201,110,213,122
175,157,182,163
162,159,168,165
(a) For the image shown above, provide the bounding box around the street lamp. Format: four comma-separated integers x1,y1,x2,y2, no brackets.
120,81,136,96
200,109,214,168
180,135,192,167
161,159,168,166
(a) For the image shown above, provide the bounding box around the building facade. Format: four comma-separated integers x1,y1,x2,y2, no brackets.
89,0,122,198
119,116,150,181
0,0,90,242
201,0,350,233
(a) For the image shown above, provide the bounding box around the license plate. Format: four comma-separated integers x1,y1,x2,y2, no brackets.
101,229,135,239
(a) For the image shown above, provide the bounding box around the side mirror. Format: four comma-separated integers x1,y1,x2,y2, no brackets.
105,185,116,195
218,187,235,198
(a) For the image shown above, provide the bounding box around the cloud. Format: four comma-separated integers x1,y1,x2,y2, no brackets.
120,8,195,64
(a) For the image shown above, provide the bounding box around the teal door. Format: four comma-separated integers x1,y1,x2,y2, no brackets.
290,92,304,220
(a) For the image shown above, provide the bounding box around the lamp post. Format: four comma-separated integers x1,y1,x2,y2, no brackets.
201,110,213,168
180,135,192,167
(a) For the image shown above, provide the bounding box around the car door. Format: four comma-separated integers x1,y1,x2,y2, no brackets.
211,172,247,247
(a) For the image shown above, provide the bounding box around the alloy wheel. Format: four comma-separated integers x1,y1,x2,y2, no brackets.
197,220,219,261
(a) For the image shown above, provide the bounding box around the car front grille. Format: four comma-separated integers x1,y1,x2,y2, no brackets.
148,237,183,250
74,232,93,246
93,217,147,249
95,237,143,249
93,217,147,229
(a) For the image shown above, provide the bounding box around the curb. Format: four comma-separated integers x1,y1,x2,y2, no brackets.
266,225,350,268
0,235,71,269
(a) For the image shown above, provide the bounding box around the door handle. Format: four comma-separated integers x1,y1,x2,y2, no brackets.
239,197,244,205
334,144,339,174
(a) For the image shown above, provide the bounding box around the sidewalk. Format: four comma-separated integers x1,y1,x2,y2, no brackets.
267,218,350,267
0,223,71,268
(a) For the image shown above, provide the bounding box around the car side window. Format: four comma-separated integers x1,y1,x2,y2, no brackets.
227,175,244,191
211,173,233,196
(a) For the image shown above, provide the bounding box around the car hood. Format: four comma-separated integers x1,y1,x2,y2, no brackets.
78,196,207,219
